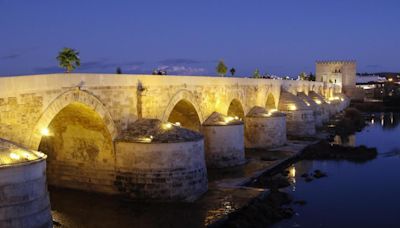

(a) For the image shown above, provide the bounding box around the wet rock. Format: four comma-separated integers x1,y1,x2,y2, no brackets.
266,190,293,206
251,173,291,189
301,140,377,162
305,177,313,182
53,220,62,227
260,155,278,161
301,173,309,178
293,200,307,206
281,170,290,176
313,170,327,178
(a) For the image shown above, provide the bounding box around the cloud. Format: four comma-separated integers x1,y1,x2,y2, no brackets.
0,53,21,60
34,59,145,73
158,58,201,65
157,65,207,75
0,47,39,61
365,64,384,69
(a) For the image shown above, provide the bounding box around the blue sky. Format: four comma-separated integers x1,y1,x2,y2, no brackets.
0,0,399,76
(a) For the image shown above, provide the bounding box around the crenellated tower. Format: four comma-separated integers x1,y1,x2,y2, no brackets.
316,60,356,97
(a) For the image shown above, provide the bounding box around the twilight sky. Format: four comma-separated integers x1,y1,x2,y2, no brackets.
0,0,399,77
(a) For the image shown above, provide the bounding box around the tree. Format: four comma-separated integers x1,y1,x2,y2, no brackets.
308,72,316,81
56,48,80,73
230,68,236,76
216,60,228,77
253,68,261,78
116,67,122,74
299,72,307,80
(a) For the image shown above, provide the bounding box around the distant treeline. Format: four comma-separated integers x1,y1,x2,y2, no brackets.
357,72,400,77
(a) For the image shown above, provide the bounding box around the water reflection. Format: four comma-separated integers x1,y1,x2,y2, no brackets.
334,112,400,147
367,112,400,130
274,112,400,228
333,134,355,146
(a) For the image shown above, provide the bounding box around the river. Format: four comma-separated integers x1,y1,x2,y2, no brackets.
273,112,400,228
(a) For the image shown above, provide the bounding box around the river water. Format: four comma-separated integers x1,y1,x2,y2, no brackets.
273,112,400,228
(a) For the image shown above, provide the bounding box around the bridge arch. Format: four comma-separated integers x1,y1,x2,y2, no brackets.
29,88,117,150
227,98,245,119
162,90,203,131
265,93,277,110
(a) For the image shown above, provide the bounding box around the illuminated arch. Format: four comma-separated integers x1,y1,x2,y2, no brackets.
265,93,276,110
162,89,203,123
227,98,245,119
29,88,117,150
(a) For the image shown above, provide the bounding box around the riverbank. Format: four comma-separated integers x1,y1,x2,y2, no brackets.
209,108,379,227
50,139,317,228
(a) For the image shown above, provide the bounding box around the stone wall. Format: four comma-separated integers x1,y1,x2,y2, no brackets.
245,115,287,148
202,124,245,168
114,140,207,201
0,74,331,150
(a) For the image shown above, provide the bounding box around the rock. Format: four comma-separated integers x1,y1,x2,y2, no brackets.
282,170,290,176
53,220,62,227
260,155,278,161
301,139,377,162
301,173,309,178
266,190,293,206
313,170,327,178
293,200,307,206
254,174,291,189
305,177,313,182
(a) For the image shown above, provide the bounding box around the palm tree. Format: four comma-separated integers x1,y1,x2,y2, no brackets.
56,48,80,73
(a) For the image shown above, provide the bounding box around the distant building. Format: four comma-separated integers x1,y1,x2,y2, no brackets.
316,60,361,99
356,75,386,84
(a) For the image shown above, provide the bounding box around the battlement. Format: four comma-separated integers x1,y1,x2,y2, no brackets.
316,60,356,65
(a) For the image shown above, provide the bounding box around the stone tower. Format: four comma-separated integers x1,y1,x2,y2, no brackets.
316,60,356,97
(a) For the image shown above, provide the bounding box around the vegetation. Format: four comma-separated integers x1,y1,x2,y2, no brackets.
56,48,80,73
253,68,261,78
230,67,236,76
216,60,228,77
298,72,315,81
152,69,167,75
299,72,307,80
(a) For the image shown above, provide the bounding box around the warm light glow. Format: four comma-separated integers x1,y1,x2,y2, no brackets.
262,113,272,117
289,165,296,178
388,78,393,82
9,152,20,160
40,128,50,136
174,122,181,126
224,116,235,123
138,136,153,143
269,109,277,113
304,101,310,106
234,116,239,120
314,99,322,105
340,98,344,101
162,122,172,130
34,151,46,158
288,104,297,111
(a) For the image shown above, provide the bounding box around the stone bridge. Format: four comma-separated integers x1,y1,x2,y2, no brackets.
0,74,345,201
